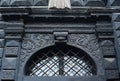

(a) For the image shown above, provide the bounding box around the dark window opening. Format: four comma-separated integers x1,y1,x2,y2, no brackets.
25,45,97,76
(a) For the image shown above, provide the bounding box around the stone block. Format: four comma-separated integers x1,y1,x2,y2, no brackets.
104,58,118,69
0,48,3,58
10,0,31,6
0,0,10,6
112,13,120,22
102,46,115,56
2,70,16,80
6,40,20,47
71,0,84,6
34,0,48,6
2,58,17,70
109,0,120,6
85,0,105,7
0,21,6,28
5,47,19,57
105,70,119,79
113,22,120,30
0,30,4,38
0,39,4,47
116,31,120,38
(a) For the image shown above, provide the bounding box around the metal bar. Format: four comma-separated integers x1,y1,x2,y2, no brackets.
59,54,64,75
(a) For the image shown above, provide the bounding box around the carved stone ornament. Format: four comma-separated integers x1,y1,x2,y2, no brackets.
2,70,15,80
67,34,104,75
20,34,104,76
48,0,71,9
20,34,54,65
68,34,100,55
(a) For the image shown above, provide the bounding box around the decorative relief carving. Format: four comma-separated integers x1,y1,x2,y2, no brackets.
20,34,54,65
67,34,104,75
20,34,104,76
101,40,115,56
2,70,15,80
68,34,100,57
5,47,19,56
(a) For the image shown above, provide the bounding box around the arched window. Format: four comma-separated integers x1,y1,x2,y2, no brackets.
25,45,97,76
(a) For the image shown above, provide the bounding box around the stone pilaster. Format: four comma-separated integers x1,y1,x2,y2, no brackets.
112,13,120,78
1,20,24,81
0,13,5,81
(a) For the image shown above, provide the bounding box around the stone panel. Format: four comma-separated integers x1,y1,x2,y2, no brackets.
71,0,84,6
0,39,4,47
6,40,20,47
101,40,115,56
2,70,16,80
116,31,120,38
104,58,118,69
2,58,17,70
112,13,120,22
5,47,19,57
85,0,105,7
105,70,119,79
0,21,5,28
34,0,48,6
113,22,120,30
0,48,3,58
102,46,115,56
10,0,31,6
0,30,5,38
0,0,10,6
109,0,120,6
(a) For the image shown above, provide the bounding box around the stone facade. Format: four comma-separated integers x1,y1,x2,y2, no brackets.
0,0,120,81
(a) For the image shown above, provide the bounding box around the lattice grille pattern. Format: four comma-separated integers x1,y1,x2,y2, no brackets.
27,45,96,76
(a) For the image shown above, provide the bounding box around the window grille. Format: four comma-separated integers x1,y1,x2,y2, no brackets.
25,45,97,76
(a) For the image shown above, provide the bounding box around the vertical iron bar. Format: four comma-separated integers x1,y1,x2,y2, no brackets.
59,54,64,75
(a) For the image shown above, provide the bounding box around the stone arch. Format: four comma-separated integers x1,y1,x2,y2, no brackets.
24,44,97,76
19,34,104,78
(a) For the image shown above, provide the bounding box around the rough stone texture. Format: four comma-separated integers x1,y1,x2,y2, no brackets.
0,48,3,58
112,13,120,80
105,70,120,79
5,47,19,57
0,0,120,81
2,58,17,70
20,34,54,65
104,58,118,69
2,70,16,80
101,40,115,56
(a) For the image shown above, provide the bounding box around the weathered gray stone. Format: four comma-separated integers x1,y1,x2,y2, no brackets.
2,58,17,70
2,70,16,80
5,47,19,56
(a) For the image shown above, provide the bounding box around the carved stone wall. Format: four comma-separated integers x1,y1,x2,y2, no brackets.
19,33,104,81
67,34,104,76
0,1,120,81
20,34,54,66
